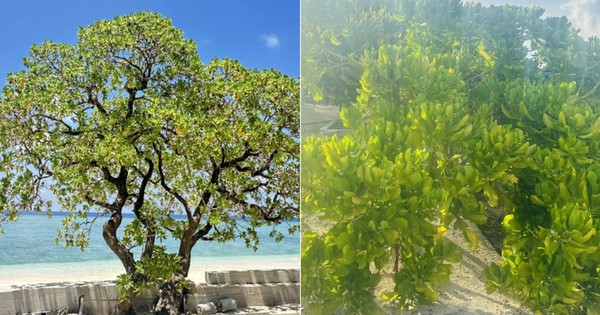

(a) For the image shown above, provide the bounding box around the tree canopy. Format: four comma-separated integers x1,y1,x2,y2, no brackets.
0,11,299,314
301,0,600,314
302,0,600,106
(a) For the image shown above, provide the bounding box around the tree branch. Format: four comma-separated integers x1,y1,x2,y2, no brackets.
251,149,278,177
132,158,155,259
39,114,82,135
98,165,118,184
193,157,221,216
242,181,268,193
85,195,119,212
86,86,107,116
221,142,261,171
154,144,190,217
579,79,600,100
133,158,154,217
192,222,213,245
114,55,144,75
216,185,283,222
125,86,136,119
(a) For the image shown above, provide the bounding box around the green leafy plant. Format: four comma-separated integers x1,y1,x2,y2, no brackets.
301,0,600,314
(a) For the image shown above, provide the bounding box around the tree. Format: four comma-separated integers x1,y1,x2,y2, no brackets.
0,12,299,314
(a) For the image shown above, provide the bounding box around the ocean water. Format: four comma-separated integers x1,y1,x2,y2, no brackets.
0,212,299,267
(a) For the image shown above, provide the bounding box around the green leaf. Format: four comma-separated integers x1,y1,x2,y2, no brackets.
382,229,399,243
312,85,324,102
342,244,355,264
462,228,480,251
381,291,399,302
329,34,342,46
483,184,498,207
477,42,492,61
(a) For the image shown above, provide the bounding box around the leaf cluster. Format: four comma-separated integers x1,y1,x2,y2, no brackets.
301,0,600,313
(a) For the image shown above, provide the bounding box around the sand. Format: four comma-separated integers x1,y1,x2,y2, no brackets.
0,255,299,292
378,224,533,314
303,214,533,314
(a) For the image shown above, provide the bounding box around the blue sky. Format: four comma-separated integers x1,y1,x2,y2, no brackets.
0,0,299,87
466,0,600,38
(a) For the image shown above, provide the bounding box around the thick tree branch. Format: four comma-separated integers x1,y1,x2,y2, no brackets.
154,144,190,216
191,222,213,246
113,54,151,120
99,165,118,184
125,86,136,119
133,158,154,217
193,157,222,216
221,143,260,169
128,127,153,142
85,195,119,212
242,181,268,193
132,158,156,259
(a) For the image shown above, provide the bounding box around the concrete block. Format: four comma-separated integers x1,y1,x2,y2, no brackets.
187,283,299,308
205,269,299,285
0,283,118,315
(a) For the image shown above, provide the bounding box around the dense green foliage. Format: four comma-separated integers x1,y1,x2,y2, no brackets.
0,12,299,313
301,0,600,313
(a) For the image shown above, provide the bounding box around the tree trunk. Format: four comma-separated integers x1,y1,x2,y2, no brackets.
153,272,190,315
153,280,182,315
102,212,139,314
153,223,196,314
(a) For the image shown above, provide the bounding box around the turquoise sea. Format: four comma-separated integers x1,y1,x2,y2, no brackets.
0,212,299,267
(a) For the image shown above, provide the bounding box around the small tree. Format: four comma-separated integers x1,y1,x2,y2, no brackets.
0,12,299,314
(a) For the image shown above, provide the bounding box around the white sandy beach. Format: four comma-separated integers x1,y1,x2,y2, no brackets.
0,254,299,292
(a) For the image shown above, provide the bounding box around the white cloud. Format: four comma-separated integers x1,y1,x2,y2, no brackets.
561,0,600,37
259,33,280,48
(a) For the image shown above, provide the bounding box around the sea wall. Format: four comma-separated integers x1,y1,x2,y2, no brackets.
0,269,299,315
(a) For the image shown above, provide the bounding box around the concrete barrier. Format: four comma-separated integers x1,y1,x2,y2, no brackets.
0,270,299,315
0,281,118,315
187,283,299,308
205,269,299,285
